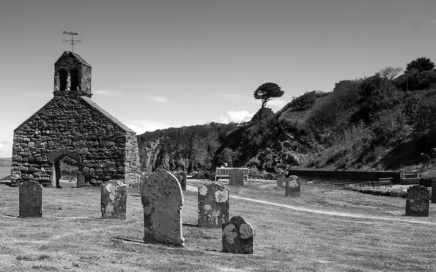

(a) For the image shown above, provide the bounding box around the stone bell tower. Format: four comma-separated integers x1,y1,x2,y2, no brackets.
53,51,92,97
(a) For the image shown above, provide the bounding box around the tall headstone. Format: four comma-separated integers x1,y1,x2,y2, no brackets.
222,216,254,254
431,180,436,203
405,185,430,217
178,171,187,191
19,180,43,218
198,183,229,228
277,175,285,189
101,180,127,220
285,175,300,197
229,169,244,186
141,169,184,246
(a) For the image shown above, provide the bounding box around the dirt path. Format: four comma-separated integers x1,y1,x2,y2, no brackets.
186,185,436,226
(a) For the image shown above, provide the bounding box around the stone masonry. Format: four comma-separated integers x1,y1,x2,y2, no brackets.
11,51,140,187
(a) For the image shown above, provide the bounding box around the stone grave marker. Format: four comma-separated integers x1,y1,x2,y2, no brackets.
431,180,436,203
178,171,187,191
101,180,127,220
229,169,244,186
19,180,43,218
285,175,300,197
405,185,429,217
277,175,285,189
222,215,254,254
141,169,184,246
198,183,229,228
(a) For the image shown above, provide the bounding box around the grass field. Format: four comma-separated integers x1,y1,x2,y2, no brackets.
0,179,435,271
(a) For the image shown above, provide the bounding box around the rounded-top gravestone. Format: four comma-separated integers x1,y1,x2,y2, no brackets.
405,185,429,217
19,180,43,218
222,215,254,254
178,171,187,191
141,169,184,246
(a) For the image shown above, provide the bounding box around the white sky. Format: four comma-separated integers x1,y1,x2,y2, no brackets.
1,0,436,157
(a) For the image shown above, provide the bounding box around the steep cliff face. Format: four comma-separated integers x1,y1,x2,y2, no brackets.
137,123,237,173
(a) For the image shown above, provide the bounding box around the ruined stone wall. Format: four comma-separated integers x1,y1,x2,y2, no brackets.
125,132,140,184
11,95,139,186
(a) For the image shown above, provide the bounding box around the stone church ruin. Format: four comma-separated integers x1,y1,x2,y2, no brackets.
11,51,140,187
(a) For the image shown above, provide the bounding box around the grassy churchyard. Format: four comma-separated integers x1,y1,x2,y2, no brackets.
0,179,435,272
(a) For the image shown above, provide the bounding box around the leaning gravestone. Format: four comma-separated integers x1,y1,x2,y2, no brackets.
222,215,254,254
405,185,430,217
277,175,285,189
229,169,244,186
19,180,43,218
141,169,184,246
101,180,127,220
178,171,187,191
431,180,436,203
285,175,300,197
198,183,229,228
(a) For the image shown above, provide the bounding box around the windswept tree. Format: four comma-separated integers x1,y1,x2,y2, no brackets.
253,82,284,121
406,57,435,73
379,66,403,80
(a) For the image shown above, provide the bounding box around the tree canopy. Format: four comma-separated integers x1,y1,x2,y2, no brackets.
406,57,435,73
253,82,284,121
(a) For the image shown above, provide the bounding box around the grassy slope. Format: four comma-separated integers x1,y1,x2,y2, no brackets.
1,181,435,271
0,158,11,167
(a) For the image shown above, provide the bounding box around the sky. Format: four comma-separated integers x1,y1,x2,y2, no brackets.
1,0,436,157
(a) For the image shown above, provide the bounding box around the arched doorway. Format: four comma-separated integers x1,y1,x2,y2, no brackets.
47,149,85,188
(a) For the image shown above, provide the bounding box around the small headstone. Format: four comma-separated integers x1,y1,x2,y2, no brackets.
101,180,127,220
277,175,285,189
222,216,254,254
178,171,187,191
141,169,184,246
19,180,43,218
431,180,436,203
198,183,229,228
77,174,86,188
285,175,300,197
229,169,244,186
405,185,429,217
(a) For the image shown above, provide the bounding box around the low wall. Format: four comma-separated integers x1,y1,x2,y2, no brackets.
288,169,401,184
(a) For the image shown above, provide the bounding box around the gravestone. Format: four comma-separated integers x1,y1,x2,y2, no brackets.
198,183,229,228
77,174,86,188
285,175,300,197
101,180,127,220
431,180,436,203
222,216,254,254
141,169,184,246
277,175,285,189
178,171,187,191
19,180,43,218
229,169,244,186
405,185,429,217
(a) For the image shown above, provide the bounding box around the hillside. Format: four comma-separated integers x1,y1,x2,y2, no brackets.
0,158,11,167
137,62,436,176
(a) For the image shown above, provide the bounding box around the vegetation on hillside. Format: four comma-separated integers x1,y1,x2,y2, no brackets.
137,57,436,176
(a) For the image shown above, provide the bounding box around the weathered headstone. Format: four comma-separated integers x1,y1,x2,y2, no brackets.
277,175,285,189
405,185,429,217
285,175,300,197
141,169,184,246
178,171,187,191
431,180,436,203
19,180,43,218
101,180,127,220
222,216,254,254
229,169,244,186
198,183,229,228
77,174,86,188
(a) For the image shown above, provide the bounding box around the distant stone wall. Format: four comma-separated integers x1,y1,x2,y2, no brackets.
287,169,401,184
11,95,140,186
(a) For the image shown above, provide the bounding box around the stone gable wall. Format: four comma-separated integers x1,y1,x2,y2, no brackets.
11,95,140,186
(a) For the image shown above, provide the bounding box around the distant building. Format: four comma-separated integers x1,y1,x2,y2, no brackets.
11,51,140,187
